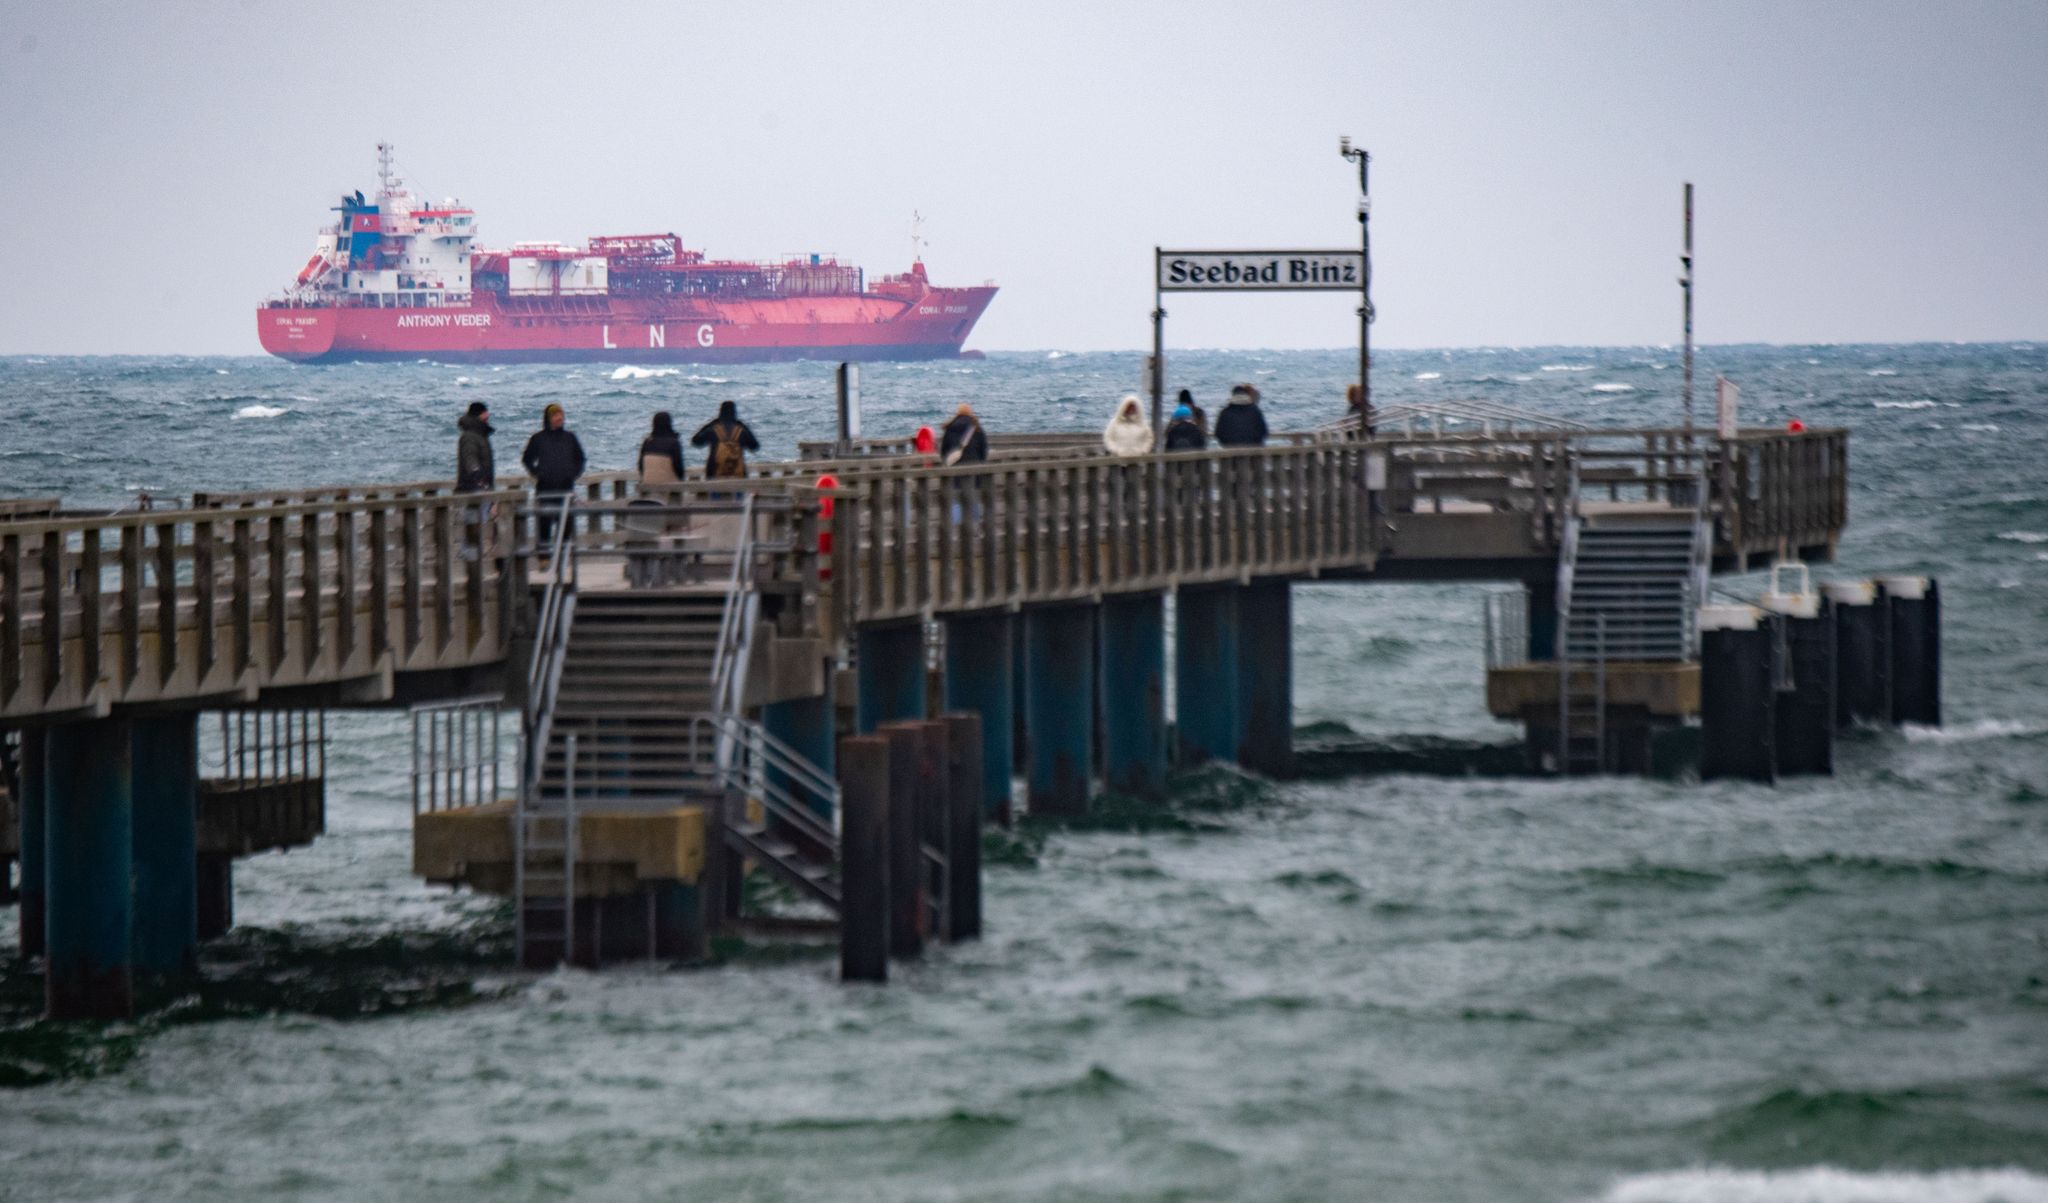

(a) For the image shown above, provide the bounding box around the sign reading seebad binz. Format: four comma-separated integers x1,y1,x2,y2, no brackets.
1157,250,1366,292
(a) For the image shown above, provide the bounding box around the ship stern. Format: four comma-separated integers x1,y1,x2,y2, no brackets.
257,307,339,361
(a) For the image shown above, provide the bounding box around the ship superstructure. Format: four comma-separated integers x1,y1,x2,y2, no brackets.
259,144,996,363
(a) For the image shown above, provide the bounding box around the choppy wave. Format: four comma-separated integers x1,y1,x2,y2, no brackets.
1592,383,1635,393
1995,530,2048,544
1414,371,1442,380
1542,363,1595,372
1902,718,2047,743
231,404,288,419
1874,400,1938,409
1593,1166,2048,1203
610,365,681,380
1868,367,1900,376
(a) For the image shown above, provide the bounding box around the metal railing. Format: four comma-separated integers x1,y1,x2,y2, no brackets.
409,695,504,815
1483,588,1529,670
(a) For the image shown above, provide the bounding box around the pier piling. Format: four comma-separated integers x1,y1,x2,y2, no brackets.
1236,579,1295,778
130,714,200,980
837,735,890,983
44,718,136,1020
1699,606,1778,783
856,624,927,733
1173,586,1240,767
1881,576,1941,727
1024,604,1095,815
877,722,927,958
939,712,984,942
1825,581,1890,728
17,728,45,960
941,612,1015,821
1767,600,1838,775
1100,593,1168,799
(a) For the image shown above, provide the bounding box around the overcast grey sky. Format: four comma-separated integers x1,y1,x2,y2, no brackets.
2,1,2043,354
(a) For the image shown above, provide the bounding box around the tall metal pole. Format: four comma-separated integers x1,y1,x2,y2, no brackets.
1151,248,1166,451
1681,182,1694,435
1342,138,1373,435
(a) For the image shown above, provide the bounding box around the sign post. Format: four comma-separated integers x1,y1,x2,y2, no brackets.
1715,375,1738,440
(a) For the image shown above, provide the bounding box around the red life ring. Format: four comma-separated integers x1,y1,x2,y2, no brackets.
815,474,838,579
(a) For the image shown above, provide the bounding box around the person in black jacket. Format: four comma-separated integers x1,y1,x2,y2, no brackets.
693,400,761,480
455,401,496,559
522,403,586,545
1164,403,1207,451
638,411,686,486
1176,387,1207,437
1212,383,1269,447
938,403,987,465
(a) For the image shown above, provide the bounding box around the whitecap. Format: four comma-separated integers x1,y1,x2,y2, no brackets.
1541,364,1594,372
1594,1165,2048,1203
455,375,472,385
1591,383,1634,393
232,404,288,419
214,368,231,375
1414,372,1441,380
1512,375,1534,383
1046,351,1068,360
1902,718,2046,743
1866,367,1899,376
1873,400,1936,409
1961,423,1999,432
610,365,681,380
688,375,732,384
1805,358,1821,365
1996,530,2048,544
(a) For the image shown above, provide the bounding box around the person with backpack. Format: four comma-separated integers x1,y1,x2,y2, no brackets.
1213,383,1269,447
938,402,988,523
693,400,760,480
522,403,586,546
1164,403,1207,451
455,401,496,560
1176,387,1208,438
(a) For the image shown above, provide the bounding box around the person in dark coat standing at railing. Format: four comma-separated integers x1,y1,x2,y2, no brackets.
1165,403,1207,451
638,411,686,486
455,401,497,559
939,403,987,466
1213,383,1269,447
693,400,761,479
1177,387,1207,438
522,403,586,546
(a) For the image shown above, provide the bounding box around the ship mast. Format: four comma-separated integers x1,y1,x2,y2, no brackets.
910,210,926,265
377,142,397,201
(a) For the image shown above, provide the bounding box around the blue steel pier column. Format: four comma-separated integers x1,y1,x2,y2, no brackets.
761,694,837,821
1099,593,1167,799
1526,582,1559,663
1236,578,1295,778
855,623,927,734
942,611,1015,820
1174,586,1239,767
17,728,46,960
1025,604,1094,816
43,718,136,1020
130,714,199,980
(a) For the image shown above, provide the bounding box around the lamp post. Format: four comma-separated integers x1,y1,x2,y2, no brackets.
1341,136,1373,436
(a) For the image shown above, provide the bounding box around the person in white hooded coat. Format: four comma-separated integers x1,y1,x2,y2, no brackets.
1103,395,1153,457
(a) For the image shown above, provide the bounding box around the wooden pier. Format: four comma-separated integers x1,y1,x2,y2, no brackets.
3,420,1862,1015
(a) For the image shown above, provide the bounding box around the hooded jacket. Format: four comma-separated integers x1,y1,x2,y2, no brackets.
455,412,495,492
692,401,761,478
1103,398,1153,457
1164,411,1207,451
1212,391,1269,448
639,413,686,484
522,424,587,492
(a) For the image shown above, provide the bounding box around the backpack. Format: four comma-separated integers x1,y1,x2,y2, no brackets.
710,422,746,478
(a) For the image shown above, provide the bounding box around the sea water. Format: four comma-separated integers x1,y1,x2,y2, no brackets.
1,345,2045,1202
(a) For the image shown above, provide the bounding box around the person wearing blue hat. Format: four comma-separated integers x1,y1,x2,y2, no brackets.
1165,402,1206,451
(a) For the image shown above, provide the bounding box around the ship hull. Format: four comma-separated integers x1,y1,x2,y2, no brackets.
258,287,996,365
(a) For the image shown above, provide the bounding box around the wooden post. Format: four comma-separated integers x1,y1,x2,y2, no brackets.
939,712,984,941
837,735,890,983
877,721,926,958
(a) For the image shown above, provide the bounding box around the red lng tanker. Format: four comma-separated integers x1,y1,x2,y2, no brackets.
258,145,997,364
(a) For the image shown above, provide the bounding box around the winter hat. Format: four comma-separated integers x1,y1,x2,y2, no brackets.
465,401,489,418
542,403,564,423
1229,383,1259,404
1173,404,1193,420
651,411,675,434
1177,388,1194,406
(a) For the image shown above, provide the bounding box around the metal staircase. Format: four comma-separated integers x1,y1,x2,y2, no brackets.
1553,457,1711,774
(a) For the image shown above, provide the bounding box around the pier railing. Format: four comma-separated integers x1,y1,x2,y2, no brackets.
0,491,523,722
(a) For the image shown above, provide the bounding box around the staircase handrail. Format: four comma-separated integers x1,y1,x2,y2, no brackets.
687,713,839,851
520,492,577,806
707,492,758,730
